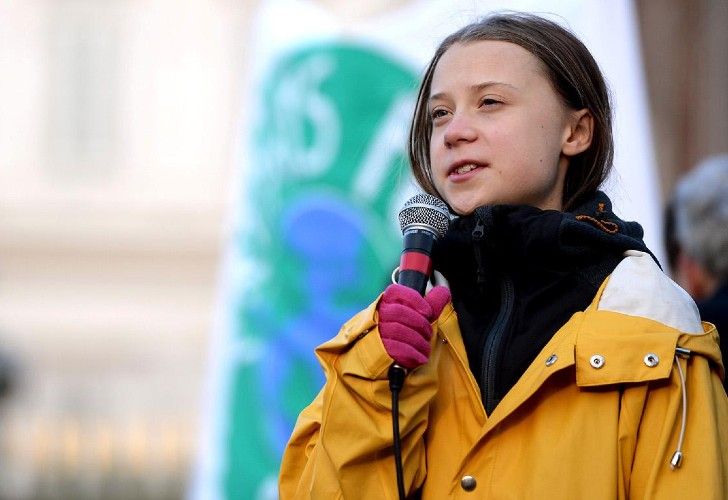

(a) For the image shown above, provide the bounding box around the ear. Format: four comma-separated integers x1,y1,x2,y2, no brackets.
561,108,593,157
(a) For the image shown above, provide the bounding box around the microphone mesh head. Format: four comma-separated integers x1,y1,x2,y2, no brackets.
397,193,450,238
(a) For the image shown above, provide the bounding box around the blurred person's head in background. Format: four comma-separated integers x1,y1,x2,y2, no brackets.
671,154,728,335
673,154,728,298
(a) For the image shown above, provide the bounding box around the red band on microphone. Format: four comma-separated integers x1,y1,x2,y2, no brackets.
399,251,432,276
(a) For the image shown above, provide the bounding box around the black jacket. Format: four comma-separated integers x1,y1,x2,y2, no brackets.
433,191,655,414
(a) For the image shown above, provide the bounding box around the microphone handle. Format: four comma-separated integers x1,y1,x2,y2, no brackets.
397,228,436,296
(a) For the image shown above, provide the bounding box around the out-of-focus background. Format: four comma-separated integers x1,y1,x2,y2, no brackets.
1,2,253,498
0,1,725,499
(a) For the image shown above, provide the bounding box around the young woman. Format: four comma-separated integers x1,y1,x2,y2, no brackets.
279,13,728,499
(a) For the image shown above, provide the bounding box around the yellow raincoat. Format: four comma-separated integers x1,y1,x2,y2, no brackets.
279,252,728,499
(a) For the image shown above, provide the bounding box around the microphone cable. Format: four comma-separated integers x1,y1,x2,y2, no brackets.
388,364,407,500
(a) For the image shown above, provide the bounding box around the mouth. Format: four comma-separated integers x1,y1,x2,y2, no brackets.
447,160,487,178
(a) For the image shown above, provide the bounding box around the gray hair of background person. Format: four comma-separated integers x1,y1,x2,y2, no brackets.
674,154,728,281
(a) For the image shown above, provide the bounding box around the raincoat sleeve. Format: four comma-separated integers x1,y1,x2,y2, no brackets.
278,297,442,499
622,328,728,499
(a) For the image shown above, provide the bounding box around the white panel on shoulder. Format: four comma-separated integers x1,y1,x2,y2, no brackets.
598,250,703,334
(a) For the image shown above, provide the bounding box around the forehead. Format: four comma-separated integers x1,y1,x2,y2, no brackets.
430,40,546,94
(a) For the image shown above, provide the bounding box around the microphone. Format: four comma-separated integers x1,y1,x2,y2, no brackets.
396,193,451,295
389,193,450,500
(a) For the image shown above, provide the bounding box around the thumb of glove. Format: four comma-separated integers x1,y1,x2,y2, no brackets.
424,286,451,321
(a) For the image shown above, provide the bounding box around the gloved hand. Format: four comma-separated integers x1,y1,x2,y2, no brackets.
377,284,451,370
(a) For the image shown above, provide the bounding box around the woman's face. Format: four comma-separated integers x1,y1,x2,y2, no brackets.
428,40,581,215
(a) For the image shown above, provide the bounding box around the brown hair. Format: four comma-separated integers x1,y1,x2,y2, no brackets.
408,12,613,212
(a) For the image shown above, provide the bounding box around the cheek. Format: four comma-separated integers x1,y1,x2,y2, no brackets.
429,135,444,163
429,139,450,189
513,120,564,166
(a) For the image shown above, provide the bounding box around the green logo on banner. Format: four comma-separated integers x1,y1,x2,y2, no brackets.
224,43,418,498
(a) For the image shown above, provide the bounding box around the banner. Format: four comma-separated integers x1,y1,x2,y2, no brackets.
193,1,659,498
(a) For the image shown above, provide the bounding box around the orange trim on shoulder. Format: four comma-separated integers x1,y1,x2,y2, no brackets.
575,214,619,234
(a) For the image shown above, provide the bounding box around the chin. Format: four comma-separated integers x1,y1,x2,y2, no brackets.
448,201,480,216
441,189,496,215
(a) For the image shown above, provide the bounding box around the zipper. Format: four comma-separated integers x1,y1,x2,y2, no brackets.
470,212,516,414
472,218,487,291
481,275,515,415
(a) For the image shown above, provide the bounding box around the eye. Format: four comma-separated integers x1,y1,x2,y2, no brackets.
430,108,449,121
480,97,502,107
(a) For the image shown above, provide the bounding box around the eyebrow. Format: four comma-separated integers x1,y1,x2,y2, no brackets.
429,81,519,102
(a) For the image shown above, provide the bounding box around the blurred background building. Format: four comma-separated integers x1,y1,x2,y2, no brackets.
0,1,725,499
0,1,252,498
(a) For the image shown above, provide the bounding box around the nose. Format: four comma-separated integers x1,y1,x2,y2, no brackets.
443,114,477,148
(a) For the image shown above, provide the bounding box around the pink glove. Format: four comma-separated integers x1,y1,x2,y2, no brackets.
377,284,451,370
